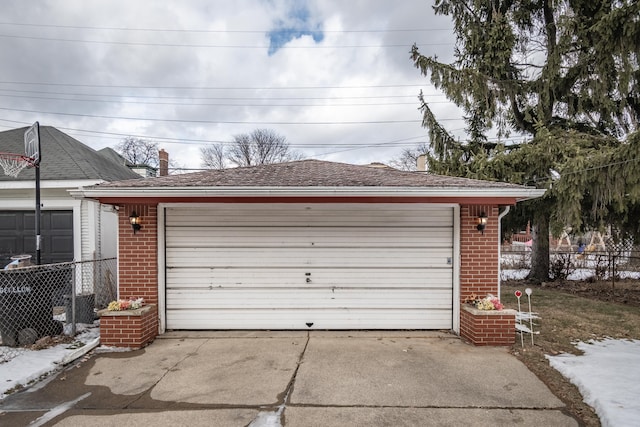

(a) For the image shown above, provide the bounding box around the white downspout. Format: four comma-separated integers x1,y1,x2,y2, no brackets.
497,206,511,298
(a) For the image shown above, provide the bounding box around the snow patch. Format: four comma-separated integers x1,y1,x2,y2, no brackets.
0,327,100,400
547,339,640,427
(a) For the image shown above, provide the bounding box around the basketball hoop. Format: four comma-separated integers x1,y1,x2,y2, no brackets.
0,152,34,178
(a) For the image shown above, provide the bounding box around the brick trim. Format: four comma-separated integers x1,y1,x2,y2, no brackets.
459,205,500,304
460,305,516,346
118,204,159,305
98,305,158,349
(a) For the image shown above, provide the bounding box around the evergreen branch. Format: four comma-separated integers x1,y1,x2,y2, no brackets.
417,91,459,159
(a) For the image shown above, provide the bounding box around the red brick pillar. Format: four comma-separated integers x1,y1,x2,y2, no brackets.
459,204,500,303
459,205,514,346
98,305,158,349
118,204,159,304
103,204,159,346
460,306,516,346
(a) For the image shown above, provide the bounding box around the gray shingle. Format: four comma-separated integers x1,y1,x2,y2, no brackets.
95,159,527,189
0,126,141,182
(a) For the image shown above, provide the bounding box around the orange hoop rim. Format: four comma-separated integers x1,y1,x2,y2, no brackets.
0,152,37,167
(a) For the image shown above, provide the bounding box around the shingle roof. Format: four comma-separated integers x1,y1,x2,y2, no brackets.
94,159,526,189
0,126,142,182
97,147,133,167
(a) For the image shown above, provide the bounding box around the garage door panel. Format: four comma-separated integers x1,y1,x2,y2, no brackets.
166,205,453,228
166,309,453,330
166,247,452,268
167,268,453,288
166,227,453,248
0,213,17,230
167,288,453,310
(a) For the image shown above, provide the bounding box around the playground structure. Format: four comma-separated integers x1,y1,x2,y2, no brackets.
507,224,610,254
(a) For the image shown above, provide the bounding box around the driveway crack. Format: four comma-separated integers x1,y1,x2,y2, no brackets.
124,339,211,408
246,332,311,427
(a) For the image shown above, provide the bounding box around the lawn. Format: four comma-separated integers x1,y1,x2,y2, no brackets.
501,279,640,427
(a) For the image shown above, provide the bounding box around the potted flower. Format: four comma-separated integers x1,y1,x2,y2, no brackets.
106,297,145,311
464,293,504,310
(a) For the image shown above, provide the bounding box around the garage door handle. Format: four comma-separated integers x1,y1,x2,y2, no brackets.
306,277,312,283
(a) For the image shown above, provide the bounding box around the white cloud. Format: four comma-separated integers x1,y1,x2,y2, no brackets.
0,0,460,170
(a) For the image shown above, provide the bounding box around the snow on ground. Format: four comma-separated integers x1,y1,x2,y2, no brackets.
547,339,640,427
0,326,100,400
501,268,640,281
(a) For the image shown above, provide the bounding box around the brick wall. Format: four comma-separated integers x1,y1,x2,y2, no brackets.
99,305,158,349
459,204,514,346
103,204,160,347
460,204,499,303
460,306,516,346
118,204,159,304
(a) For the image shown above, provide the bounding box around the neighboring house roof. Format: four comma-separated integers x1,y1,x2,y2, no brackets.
0,126,141,182
75,159,546,203
97,147,133,167
97,148,158,178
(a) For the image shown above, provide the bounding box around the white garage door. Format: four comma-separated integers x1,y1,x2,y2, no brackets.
164,204,454,330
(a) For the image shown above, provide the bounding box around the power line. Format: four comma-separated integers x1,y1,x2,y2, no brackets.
0,106,441,124
0,81,432,90
0,33,452,49
314,135,427,157
0,88,443,101
530,157,640,184
0,93,454,108
0,21,452,34
0,119,514,147
0,119,430,150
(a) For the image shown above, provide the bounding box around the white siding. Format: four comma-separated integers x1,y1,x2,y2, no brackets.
100,205,118,259
165,203,454,330
80,199,91,261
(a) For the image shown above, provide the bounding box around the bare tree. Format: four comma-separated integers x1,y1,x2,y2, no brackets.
201,129,301,169
200,143,226,169
116,137,159,167
388,142,429,171
228,133,255,167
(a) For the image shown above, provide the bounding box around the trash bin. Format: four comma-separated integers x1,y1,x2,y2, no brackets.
64,293,96,324
0,268,63,347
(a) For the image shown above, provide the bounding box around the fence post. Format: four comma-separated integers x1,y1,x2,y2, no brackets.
612,254,616,289
71,263,77,336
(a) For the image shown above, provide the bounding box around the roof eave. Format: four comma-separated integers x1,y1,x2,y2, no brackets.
71,186,546,202
1,179,106,190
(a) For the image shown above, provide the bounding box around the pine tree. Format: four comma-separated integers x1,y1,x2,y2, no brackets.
412,0,640,282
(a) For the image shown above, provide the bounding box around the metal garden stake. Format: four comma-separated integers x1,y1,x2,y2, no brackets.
525,288,534,345
515,290,524,347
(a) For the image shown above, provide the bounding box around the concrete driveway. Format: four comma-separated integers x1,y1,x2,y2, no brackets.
0,331,578,426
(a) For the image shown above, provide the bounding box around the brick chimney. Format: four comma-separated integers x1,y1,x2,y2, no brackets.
159,149,169,176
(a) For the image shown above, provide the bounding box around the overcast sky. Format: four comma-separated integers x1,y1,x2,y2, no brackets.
0,0,463,170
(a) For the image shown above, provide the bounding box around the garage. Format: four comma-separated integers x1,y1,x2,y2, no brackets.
76,159,546,345
0,210,73,265
164,203,455,330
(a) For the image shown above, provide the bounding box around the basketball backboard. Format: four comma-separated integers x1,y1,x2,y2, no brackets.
24,121,41,165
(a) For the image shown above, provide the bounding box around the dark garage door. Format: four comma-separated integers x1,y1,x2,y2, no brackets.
0,211,73,266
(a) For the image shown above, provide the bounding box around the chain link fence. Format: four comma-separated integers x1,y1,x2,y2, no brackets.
502,241,640,282
0,258,116,363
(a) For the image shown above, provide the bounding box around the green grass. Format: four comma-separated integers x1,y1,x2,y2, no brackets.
501,282,640,354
